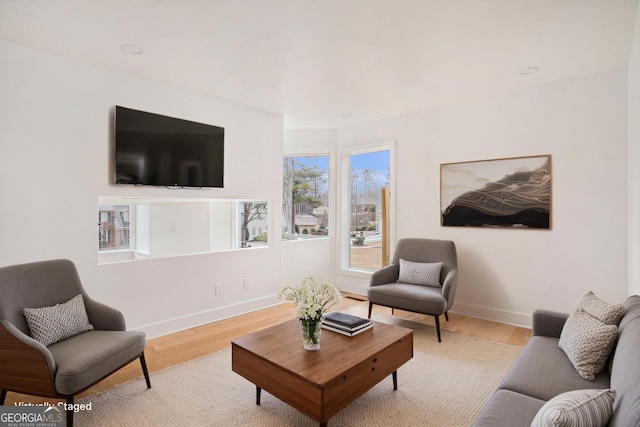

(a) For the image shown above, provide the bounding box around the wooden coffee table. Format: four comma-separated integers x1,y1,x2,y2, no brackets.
231,318,413,427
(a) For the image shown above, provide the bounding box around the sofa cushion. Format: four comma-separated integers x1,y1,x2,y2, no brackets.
558,310,618,380
472,389,545,427
48,329,146,395
575,291,625,326
397,259,442,287
530,388,615,427
499,336,610,401
23,294,94,346
367,283,446,315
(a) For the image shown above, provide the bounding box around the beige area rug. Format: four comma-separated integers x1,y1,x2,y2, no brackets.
77,316,521,427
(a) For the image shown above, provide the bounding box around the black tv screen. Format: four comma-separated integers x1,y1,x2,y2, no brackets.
114,106,224,188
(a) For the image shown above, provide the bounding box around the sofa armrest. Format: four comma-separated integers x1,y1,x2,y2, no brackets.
0,320,57,397
370,264,399,287
84,298,126,331
441,269,458,308
532,309,569,338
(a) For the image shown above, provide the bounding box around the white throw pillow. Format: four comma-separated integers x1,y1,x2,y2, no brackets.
575,291,625,326
397,259,442,287
558,310,618,380
531,388,616,427
23,294,94,346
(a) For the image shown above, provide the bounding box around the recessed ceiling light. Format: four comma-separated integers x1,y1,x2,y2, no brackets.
520,66,540,75
120,43,143,55
340,114,352,119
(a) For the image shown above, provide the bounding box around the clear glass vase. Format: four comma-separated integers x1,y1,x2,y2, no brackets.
301,318,322,351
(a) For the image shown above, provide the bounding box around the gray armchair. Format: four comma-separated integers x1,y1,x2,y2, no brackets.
367,238,458,342
0,259,150,426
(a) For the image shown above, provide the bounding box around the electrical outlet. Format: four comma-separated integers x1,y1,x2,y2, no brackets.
215,284,222,296
243,278,250,289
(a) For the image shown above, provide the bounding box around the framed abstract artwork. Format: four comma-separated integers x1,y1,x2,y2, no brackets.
440,155,551,229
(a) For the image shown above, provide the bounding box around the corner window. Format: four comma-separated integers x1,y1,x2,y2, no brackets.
282,155,329,240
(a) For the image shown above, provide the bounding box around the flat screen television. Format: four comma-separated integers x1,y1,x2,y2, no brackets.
114,106,224,188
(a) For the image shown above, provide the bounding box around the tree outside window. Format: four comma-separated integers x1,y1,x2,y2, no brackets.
348,150,391,271
240,202,268,248
282,155,329,240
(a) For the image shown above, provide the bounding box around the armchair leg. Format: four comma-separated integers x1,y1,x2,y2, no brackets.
367,302,373,319
66,396,74,427
140,353,151,389
0,388,6,405
434,315,442,342
445,311,449,321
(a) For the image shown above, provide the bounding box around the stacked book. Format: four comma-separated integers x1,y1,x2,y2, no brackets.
322,312,373,337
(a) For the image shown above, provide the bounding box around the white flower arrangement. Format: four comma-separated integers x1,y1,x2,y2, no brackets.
279,276,342,320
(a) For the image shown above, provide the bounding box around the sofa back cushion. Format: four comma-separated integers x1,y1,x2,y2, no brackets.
0,259,87,335
391,238,457,282
607,295,640,427
616,295,640,334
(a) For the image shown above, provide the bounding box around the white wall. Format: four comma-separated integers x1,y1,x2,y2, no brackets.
209,200,235,252
0,40,284,338
629,5,640,296
147,202,211,258
335,69,629,326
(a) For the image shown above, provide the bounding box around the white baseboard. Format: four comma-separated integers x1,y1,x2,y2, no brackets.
134,293,532,340
336,284,533,329
134,294,283,339
450,302,532,329
337,282,369,296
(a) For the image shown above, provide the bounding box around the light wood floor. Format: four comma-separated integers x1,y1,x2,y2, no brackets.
5,294,531,406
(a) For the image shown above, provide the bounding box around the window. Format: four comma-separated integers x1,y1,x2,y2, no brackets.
282,155,329,240
240,202,268,248
99,230,111,248
98,198,270,263
341,145,392,272
98,205,132,251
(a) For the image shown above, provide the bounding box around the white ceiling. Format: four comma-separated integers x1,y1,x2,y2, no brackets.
0,0,637,129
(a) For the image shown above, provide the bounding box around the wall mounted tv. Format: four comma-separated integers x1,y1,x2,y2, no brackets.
114,106,224,188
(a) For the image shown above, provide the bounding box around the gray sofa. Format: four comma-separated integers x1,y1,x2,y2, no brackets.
473,295,640,426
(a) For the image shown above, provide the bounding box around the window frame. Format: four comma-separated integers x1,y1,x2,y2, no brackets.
238,200,269,249
282,149,333,242
337,140,395,277
98,204,135,253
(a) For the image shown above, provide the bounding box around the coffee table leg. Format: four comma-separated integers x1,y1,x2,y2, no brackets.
256,386,262,405
392,370,398,390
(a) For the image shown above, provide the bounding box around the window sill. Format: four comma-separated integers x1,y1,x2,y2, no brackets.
336,268,373,279
282,236,330,243
98,246,270,265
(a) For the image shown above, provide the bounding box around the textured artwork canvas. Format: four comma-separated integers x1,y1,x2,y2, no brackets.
441,155,551,229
